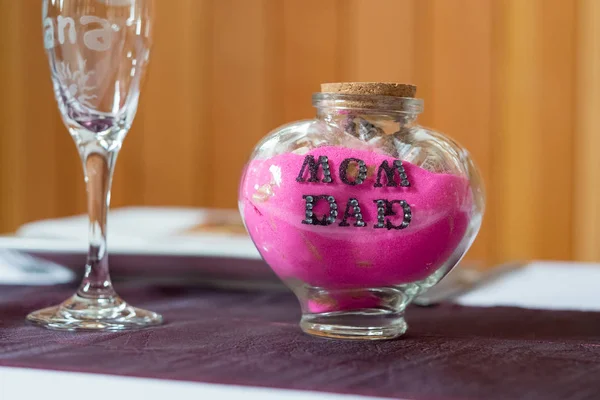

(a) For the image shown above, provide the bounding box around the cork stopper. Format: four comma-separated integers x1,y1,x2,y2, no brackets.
321,82,417,98
316,82,420,112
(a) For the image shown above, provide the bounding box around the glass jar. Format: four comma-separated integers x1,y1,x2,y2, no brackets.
239,82,484,340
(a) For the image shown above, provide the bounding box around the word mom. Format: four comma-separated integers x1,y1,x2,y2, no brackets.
44,15,114,52
297,155,413,230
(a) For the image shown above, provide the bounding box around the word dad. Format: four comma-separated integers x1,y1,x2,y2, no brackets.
296,155,412,230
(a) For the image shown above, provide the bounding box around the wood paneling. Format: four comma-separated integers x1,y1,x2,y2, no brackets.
428,0,493,265
493,0,541,261
283,0,338,121
210,0,283,207
492,0,576,262
0,1,24,231
0,0,597,264
338,0,415,83
537,0,576,260
140,0,211,207
574,0,600,261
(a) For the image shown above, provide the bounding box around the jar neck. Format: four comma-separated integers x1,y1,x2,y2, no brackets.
313,93,423,134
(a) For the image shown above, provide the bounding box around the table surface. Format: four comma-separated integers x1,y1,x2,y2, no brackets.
1,283,600,400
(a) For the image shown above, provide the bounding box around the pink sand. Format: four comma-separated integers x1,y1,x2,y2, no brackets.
241,146,473,291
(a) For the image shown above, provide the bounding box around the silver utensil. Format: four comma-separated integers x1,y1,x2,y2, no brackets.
413,262,523,306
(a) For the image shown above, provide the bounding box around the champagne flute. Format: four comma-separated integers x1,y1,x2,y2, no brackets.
28,0,161,330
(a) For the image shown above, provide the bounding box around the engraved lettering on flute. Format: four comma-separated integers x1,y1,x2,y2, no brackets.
297,155,412,229
44,15,115,51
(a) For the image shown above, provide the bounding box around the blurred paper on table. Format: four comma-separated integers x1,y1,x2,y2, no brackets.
3,210,600,315
181,214,247,236
455,261,600,311
0,250,75,285
17,207,248,243
12,207,259,258
0,207,270,283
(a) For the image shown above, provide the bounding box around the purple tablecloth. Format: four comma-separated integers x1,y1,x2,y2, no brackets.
1,283,599,400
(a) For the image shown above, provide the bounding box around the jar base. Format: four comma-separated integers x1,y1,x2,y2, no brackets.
300,310,407,340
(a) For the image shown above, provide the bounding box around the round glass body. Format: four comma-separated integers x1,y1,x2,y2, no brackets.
239,92,484,340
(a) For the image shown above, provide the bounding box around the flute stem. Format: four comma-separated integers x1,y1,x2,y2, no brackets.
76,142,119,299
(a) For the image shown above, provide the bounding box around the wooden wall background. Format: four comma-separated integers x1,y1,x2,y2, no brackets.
1,0,599,265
